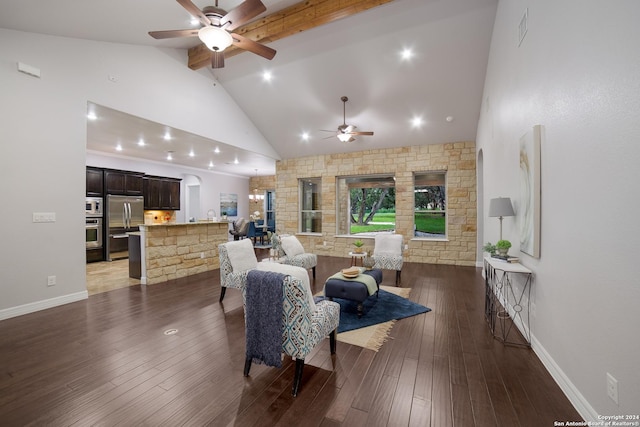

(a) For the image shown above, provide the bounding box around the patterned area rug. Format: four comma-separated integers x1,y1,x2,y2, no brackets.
317,286,431,352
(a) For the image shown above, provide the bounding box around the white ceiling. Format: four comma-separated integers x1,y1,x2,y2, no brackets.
0,0,498,177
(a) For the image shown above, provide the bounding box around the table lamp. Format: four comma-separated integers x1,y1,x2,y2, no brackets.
488,197,515,240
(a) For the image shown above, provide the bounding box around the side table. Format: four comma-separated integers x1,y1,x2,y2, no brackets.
348,251,367,266
484,256,533,347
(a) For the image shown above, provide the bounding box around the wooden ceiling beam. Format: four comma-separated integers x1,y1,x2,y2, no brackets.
188,0,395,70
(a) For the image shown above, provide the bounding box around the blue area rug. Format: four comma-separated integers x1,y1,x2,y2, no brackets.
318,288,431,333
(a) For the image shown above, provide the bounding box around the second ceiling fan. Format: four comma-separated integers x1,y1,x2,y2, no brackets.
324,96,374,142
149,0,276,69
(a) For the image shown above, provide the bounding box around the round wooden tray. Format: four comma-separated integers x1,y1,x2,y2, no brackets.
341,267,360,278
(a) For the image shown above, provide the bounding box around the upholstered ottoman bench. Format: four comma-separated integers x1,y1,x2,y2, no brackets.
324,268,383,317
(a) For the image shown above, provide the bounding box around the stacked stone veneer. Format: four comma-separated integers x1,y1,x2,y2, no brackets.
274,142,477,266
142,222,228,285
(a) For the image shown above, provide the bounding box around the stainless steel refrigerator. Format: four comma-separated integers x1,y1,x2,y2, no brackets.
106,195,144,261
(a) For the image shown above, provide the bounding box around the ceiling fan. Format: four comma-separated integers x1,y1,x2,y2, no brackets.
323,96,374,142
149,0,276,69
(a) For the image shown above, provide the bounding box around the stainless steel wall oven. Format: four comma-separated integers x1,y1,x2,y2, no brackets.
86,217,103,249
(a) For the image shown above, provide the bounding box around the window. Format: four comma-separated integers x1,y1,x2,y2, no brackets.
336,174,396,235
414,171,446,238
299,178,321,233
265,190,275,224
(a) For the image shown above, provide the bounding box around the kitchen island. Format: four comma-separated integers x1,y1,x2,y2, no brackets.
137,221,229,285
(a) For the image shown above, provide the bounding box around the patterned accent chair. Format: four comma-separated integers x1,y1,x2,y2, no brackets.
271,234,318,279
242,269,340,396
218,239,255,302
372,234,404,285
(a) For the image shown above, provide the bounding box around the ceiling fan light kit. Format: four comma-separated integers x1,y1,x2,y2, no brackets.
325,96,374,143
149,0,275,69
198,26,233,51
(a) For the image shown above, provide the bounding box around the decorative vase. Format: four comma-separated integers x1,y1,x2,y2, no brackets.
497,247,508,256
354,247,363,254
363,255,375,270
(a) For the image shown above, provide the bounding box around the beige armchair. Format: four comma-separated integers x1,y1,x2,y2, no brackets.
372,233,404,285
271,234,317,279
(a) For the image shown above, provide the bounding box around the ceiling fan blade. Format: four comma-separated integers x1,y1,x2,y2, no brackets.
177,0,212,26
148,29,199,39
211,51,225,68
349,131,374,136
231,33,276,60
221,0,266,31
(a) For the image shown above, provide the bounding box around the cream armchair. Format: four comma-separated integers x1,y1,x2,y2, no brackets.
271,234,317,279
218,238,256,302
372,233,404,285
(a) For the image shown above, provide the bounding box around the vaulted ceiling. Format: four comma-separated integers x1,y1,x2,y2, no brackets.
0,0,498,176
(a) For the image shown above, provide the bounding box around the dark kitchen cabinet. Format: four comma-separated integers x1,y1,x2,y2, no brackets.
86,167,104,197
104,170,144,196
143,176,181,210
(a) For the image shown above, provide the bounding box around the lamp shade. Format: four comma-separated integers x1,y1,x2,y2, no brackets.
198,26,233,52
488,197,515,218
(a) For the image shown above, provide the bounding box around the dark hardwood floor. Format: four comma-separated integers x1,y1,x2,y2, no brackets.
0,256,581,426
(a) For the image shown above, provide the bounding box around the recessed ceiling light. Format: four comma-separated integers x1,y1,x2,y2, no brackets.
401,48,414,61
115,144,122,151
411,116,424,128
234,158,239,165
301,132,309,141
163,131,171,141
214,147,220,154
167,151,173,161
208,161,214,168
189,150,195,157
190,17,199,26
446,116,454,122
138,138,145,146
262,71,272,82
87,112,97,121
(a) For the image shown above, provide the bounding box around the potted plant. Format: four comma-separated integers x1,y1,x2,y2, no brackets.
496,239,512,256
353,240,365,253
483,242,496,255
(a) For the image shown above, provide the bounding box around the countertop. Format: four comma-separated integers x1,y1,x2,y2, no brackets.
140,221,229,228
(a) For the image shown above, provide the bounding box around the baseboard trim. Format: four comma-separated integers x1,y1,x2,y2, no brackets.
0,291,89,321
531,334,598,421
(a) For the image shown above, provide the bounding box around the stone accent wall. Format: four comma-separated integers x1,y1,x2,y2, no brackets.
142,222,228,285
273,142,477,267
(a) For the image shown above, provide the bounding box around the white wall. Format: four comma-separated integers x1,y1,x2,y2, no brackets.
0,29,271,317
477,0,640,419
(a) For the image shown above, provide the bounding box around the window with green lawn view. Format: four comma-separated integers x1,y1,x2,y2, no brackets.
336,174,396,235
414,171,446,238
299,178,321,233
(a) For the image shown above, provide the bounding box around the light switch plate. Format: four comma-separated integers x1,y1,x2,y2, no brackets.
33,212,56,223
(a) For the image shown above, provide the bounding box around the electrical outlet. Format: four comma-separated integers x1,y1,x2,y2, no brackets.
323,241,327,246
200,252,205,259
404,244,409,250
47,275,56,286
606,372,619,404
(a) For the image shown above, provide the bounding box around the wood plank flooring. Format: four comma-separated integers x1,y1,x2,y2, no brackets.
0,256,582,426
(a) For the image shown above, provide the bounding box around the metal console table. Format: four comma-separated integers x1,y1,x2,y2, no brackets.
484,256,533,347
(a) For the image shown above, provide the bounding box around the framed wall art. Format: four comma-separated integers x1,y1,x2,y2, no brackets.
220,193,238,217
519,125,541,258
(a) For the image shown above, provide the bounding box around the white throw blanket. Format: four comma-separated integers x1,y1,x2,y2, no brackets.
257,262,316,312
